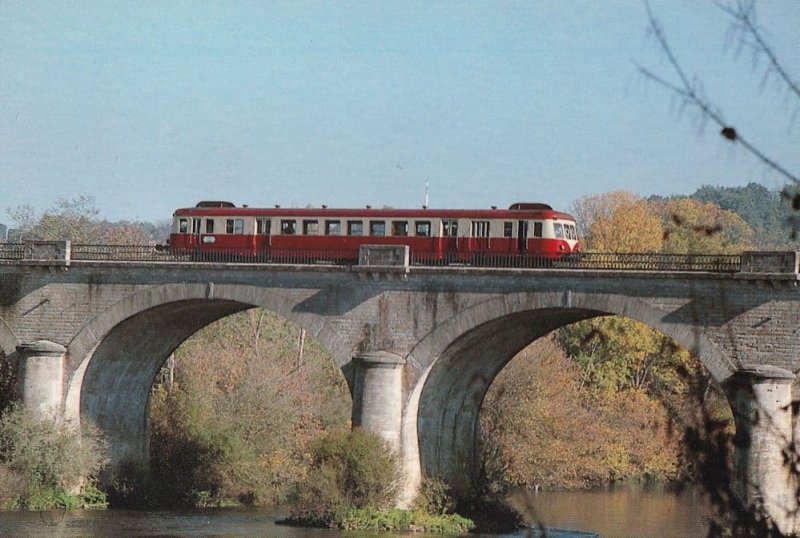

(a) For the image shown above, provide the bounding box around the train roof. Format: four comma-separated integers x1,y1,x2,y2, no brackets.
174,203,575,221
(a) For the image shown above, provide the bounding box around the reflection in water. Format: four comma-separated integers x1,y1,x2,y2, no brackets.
510,483,712,538
0,485,711,538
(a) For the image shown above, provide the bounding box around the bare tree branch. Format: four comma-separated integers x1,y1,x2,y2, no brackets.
715,0,800,101
640,0,799,185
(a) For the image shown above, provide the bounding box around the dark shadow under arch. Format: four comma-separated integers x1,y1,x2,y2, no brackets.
81,299,250,470
416,308,601,494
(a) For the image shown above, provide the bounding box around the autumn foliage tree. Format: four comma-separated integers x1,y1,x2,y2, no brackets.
147,309,351,507
570,191,663,252
481,337,682,490
570,190,756,254
656,198,755,254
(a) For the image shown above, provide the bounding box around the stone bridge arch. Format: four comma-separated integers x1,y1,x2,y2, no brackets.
402,290,737,497
63,282,355,475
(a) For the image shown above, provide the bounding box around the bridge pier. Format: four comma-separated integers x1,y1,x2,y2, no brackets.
726,365,798,535
16,340,66,419
350,351,406,452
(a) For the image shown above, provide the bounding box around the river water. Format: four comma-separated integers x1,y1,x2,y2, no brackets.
0,484,712,537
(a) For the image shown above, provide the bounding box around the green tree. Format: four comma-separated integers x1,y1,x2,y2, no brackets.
691,183,799,248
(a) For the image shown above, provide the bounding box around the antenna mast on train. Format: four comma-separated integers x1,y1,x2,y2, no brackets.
423,179,429,209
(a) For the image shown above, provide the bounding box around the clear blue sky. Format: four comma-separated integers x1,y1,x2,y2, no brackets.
1,1,798,223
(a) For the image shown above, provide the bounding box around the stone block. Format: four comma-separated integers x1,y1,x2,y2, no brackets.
23,241,71,265
740,251,799,274
357,245,409,268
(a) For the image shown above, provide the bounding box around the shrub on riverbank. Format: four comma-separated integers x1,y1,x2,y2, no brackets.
0,407,109,510
414,476,458,516
6,484,108,510
282,431,477,533
285,428,399,526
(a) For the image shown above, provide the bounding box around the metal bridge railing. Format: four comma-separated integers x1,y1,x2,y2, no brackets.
72,245,355,265
410,251,741,272
0,243,25,261
70,244,179,262
0,242,744,273
553,252,742,272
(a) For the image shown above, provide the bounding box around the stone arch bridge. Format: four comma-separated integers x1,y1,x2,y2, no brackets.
1,244,799,531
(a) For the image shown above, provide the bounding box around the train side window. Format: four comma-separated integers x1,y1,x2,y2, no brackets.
234,219,244,234
443,220,458,237
178,219,189,233
256,218,270,235
226,219,234,233
533,222,543,238
370,221,386,236
281,220,296,235
554,222,564,239
205,219,215,234
415,221,431,237
303,220,319,235
347,221,363,236
471,220,490,237
325,220,341,235
503,222,513,237
392,221,408,236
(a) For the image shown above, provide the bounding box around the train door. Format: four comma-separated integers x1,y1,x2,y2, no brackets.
439,219,459,261
250,218,258,254
517,220,528,252
191,218,202,247
255,218,271,254
469,220,490,253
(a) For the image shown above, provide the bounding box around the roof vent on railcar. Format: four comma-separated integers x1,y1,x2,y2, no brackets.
508,202,553,210
196,201,236,208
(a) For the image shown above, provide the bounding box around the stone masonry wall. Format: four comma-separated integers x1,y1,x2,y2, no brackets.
1,262,798,379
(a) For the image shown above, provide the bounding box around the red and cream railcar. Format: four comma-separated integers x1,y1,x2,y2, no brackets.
168,201,580,262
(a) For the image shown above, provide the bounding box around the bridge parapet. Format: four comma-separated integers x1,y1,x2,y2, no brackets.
356,245,410,273
26,241,71,265
740,251,799,275
0,241,72,266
